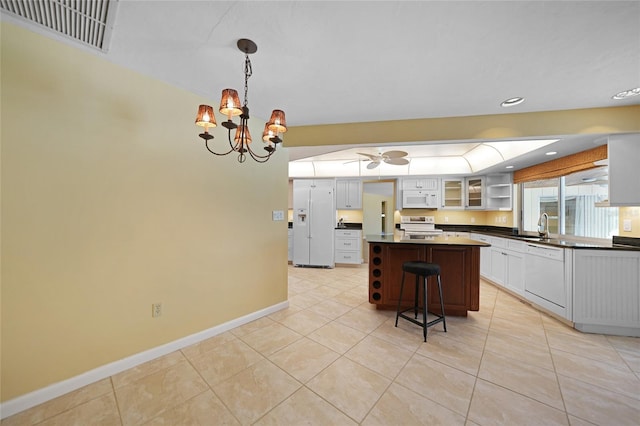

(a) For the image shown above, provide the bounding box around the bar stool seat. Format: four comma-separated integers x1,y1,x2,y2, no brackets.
395,261,447,341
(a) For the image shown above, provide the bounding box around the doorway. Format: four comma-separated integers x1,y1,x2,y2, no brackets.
362,180,396,262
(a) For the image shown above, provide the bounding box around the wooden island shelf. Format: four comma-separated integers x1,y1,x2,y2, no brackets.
367,234,490,316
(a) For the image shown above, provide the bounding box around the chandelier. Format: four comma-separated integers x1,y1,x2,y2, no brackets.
194,39,287,163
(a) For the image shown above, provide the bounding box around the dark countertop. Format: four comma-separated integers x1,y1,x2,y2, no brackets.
480,233,640,251
335,223,363,230
436,225,640,251
388,224,640,251
366,233,490,247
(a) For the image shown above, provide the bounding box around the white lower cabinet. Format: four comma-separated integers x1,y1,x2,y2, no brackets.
470,233,492,277
488,238,525,296
288,229,293,262
505,241,525,295
474,233,638,335
478,235,569,318
335,229,362,264
573,249,640,337
489,237,507,285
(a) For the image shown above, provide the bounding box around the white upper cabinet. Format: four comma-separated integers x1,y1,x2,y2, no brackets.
608,133,640,206
441,178,464,209
485,173,513,211
402,178,439,190
465,177,485,209
336,179,363,209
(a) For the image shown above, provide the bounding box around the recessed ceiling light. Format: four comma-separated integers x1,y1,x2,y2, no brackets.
501,97,524,107
545,151,557,156
505,165,514,169
612,87,640,100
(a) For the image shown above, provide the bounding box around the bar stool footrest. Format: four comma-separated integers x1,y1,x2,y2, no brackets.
397,308,446,329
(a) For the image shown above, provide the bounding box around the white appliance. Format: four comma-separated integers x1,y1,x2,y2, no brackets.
402,190,439,208
293,179,336,267
524,243,566,307
400,215,443,236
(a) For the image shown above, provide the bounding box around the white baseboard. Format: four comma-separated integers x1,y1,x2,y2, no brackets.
0,301,289,419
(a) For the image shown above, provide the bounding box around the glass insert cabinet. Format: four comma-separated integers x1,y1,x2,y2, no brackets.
442,178,464,208
440,177,486,209
466,177,484,209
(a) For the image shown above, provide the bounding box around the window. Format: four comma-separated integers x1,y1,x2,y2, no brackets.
520,167,618,239
563,168,618,238
522,178,559,234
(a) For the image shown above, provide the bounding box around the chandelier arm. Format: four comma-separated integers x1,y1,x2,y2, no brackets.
205,139,235,156
246,147,274,163
226,129,238,151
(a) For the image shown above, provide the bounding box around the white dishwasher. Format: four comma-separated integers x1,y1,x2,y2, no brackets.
524,243,566,308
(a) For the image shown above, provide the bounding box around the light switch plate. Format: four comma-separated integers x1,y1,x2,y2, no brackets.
623,219,632,232
272,210,285,221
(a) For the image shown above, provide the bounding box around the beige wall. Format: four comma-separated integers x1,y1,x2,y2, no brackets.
619,207,640,238
1,24,288,401
336,209,364,224
285,106,640,148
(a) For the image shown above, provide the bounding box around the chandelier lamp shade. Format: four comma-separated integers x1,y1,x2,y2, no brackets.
194,38,287,163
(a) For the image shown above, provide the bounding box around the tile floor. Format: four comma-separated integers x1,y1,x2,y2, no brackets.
3,264,639,425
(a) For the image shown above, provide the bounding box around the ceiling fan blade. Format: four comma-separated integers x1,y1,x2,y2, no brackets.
367,161,380,169
385,157,410,165
383,150,408,158
357,152,379,161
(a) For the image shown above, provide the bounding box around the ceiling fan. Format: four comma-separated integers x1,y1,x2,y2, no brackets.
356,150,410,169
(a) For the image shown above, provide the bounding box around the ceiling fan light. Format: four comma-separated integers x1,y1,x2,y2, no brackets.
501,97,524,107
267,110,287,133
219,89,243,118
612,87,640,100
195,104,217,128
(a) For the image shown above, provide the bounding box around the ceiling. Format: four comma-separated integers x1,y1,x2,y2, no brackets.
3,1,639,174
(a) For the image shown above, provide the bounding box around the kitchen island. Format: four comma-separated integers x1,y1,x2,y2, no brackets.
367,234,490,316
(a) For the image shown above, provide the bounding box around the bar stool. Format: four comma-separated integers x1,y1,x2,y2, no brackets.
395,261,447,342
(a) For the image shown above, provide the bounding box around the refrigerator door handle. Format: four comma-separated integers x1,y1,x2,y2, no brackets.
308,198,312,239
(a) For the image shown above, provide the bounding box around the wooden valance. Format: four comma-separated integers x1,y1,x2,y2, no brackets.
513,144,607,183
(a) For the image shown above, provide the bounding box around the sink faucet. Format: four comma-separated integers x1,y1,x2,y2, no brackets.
538,212,549,238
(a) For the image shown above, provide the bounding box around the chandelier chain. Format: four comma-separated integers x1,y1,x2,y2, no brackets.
243,54,252,107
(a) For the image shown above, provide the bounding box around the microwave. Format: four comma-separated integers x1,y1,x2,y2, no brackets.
402,190,439,208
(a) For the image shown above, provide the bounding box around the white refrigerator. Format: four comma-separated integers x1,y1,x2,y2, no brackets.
293,179,336,268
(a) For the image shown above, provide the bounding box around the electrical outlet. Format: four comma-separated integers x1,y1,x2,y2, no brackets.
152,303,162,318
471,217,476,223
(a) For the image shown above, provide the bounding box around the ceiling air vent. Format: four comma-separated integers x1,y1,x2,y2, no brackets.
0,0,117,51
